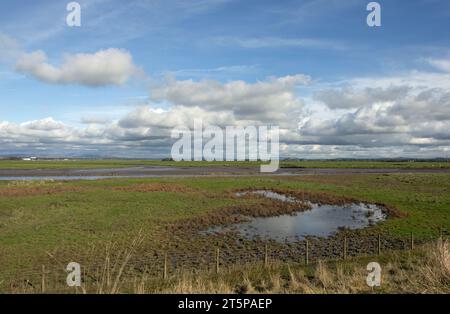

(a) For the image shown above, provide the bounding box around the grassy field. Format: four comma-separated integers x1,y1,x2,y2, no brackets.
1,159,450,169
0,172,449,293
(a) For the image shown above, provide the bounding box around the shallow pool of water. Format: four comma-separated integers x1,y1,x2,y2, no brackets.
204,190,386,242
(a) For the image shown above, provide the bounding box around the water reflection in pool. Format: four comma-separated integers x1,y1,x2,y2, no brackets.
205,190,386,242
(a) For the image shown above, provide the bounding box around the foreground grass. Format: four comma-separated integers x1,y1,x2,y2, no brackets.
8,240,450,294
1,173,449,292
156,240,450,294
0,159,450,169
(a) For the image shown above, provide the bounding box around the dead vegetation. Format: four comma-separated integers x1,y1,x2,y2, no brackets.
235,188,405,218
170,196,311,233
110,183,196,193
0,185,84,197
157,239,450,294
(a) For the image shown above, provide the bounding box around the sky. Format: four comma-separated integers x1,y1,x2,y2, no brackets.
1,0,450,158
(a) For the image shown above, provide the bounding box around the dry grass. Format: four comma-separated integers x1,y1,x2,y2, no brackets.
161,274,235,294
110,183,195,193
170,192,313,232
0,181,84,197
5,180,56,187
403,239,450,293
148,240,450,294
4,238,449,294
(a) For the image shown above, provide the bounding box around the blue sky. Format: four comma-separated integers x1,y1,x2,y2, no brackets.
1,0,450,158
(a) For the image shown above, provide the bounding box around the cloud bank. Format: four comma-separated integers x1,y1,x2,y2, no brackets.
1,35,450,159
15,48,141,87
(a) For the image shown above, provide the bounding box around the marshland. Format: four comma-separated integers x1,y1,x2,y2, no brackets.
0,160,449,293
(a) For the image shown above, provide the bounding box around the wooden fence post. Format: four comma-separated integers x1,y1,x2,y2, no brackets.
163,252,167,280
377,234,381,256
305,240,309,265
215,248,220,274
41,265,46,293
410,232,414,250
264,243,268,267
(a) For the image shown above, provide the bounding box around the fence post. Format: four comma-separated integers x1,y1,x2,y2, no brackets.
343,236,347,260
264,243,268,267
215,248,220,274
163,252,167,280
410,232,414,250
305,240,309,265
439,228,443,240
41,265,46,293
377,234,381,256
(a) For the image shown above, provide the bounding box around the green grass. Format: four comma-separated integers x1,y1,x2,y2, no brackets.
1,159,450,169
0,173,449,291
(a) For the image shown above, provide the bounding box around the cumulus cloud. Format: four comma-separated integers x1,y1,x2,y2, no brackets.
299,72,450,155
119,106,235,129
150,74,309,124
21,117,67,131
16,48,141,87
2,71,450,159
314,86,410,109
0,74,310,157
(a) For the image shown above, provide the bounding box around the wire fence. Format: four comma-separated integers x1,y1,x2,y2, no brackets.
1,229,448,292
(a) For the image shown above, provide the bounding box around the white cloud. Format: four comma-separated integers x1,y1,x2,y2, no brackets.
119,105,235,129
314,86,410,109
299,71,450,153
2,71,450,159
427,58,450,73
16,48,142,87
150,74,310,124
21,117,67,131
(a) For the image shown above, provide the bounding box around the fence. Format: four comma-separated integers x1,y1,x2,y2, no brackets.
1,229,448,293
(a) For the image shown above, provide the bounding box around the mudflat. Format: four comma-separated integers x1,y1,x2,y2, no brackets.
1,165,450,179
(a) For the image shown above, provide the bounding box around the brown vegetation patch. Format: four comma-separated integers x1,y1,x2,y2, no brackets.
0,186,84,197
233,188,355,206
234,188,405,218
170,196,311,233
110,183,195,193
